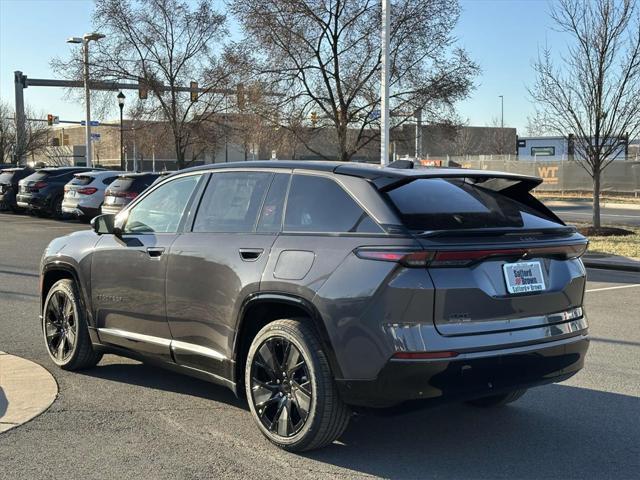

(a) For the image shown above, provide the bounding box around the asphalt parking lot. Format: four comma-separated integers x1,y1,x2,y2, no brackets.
0,212,639,480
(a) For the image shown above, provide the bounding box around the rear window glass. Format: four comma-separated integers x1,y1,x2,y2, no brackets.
385,178,560,231
25,171,49,182
110,175,158,192
69,175,94,186
0,172,15,183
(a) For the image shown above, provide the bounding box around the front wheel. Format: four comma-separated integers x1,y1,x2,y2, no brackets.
42,279,102,370
466,389,527,407
245,319,350,452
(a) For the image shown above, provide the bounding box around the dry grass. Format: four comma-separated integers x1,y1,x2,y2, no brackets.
535,192,640,204
580,225,640,258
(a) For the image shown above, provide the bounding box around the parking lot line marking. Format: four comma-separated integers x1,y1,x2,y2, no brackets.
586,283,640,293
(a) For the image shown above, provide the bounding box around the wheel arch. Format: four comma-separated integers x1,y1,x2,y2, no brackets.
233,293,343,393
41,263,91,322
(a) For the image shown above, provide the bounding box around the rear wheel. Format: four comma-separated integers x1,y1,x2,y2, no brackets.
51,196,64,219
42,279,102,370
245,319,350,451
466,389,527,407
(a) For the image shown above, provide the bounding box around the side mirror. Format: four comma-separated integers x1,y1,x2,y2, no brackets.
91,214,118,236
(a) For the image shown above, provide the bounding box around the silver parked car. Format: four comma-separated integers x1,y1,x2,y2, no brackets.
62,170,121,221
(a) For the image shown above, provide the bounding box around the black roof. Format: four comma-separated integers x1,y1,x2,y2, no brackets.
179,160,542,191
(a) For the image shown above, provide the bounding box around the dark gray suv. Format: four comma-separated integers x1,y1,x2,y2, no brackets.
39,161,589,451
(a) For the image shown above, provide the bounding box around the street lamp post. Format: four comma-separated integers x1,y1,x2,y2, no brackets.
380,0,390,166
67,32,105,168
117,91,125,171
499,95,504,129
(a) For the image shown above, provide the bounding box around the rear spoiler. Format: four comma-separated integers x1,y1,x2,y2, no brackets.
366,170,564,226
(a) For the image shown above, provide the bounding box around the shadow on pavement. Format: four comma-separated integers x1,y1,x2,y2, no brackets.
586,268,640,284
79,361,246,410
304,384,640,479
0,387,7,419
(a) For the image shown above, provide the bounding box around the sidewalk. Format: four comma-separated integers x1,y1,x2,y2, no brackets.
583,253,640,272
0,352,58,433
546,199,640,211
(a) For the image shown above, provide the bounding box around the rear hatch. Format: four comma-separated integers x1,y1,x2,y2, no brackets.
383,174,587,336
104,173,158,209
0,170,16,195
63,174,97,207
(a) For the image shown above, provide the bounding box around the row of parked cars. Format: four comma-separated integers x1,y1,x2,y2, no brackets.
0,166,166,221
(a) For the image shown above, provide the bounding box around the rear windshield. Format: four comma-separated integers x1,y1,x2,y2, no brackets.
0,171,16,183
69,175,94,186
385,178,560,232
109,174,158,192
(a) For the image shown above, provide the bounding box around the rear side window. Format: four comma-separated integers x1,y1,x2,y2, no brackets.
257,173,290,233
193,172,272,233
102,176,117,185
284,175,381,233
385,178,560,231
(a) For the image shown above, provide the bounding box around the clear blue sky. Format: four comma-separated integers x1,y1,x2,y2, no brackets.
0,0,563,133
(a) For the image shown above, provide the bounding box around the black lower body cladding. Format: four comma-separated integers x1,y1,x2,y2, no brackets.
336,334,589,408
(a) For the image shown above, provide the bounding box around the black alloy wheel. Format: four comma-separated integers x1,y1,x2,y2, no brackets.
44,289,77,363
250,337,312,437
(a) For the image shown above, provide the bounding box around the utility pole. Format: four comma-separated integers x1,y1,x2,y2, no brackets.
380,0,390,166
13,71,27,164
499,95,504,129
415,108,423,159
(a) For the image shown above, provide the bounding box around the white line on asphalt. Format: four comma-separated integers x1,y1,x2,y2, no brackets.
586,284,640,293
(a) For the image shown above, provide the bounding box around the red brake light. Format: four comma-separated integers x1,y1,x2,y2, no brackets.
125,191,139,200
355,243,587,268
64,185,70,192
77,187,98,195
33,181,48,190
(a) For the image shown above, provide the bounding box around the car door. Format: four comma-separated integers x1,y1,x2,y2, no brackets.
92,173,203,361
165,170,287,378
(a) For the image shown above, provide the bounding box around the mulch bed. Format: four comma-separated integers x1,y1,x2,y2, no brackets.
578,226,634,237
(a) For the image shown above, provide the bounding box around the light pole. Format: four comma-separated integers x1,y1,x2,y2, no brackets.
499,95,504,129
67,32,105,168
380,0,390,166
117,91,125,171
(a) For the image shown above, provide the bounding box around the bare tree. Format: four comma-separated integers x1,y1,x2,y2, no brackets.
231,0,478,162
0,102,50,164
486,117,512,156
530,0,640,228
53,0,241,169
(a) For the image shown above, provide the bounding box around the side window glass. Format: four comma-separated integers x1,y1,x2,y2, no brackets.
124,175,200,234
103,176,117,185
193,172,272,233
257,173,290,233
284,175,382,233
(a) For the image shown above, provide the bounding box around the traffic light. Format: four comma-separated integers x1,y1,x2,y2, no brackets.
190,81,198,102
310,111,318,127
138,76,148,99
237,84,245,110
47,114,53,126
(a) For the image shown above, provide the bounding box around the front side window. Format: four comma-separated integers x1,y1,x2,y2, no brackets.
193,172,272,233
124,175,200,234
284,175,381,233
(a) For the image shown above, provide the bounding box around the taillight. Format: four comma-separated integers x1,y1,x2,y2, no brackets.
125,191,138,200
31,181,48,192
64,185,70,192
77,187,98,195
355,243,587,268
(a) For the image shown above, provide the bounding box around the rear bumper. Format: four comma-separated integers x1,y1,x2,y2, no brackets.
336,334,589,408
101,204,124,215
62,203,100,218
16,193,49,211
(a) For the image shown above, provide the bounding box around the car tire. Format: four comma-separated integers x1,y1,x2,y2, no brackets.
465,389,527,407
51,196,64,219
42,279,102,370
245,319,351,452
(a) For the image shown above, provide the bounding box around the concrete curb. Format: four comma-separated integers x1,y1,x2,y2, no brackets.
545,200,640,210
583,255,640,273
0,352,58,434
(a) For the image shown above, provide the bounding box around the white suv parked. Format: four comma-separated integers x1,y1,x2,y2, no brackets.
62,170,121,221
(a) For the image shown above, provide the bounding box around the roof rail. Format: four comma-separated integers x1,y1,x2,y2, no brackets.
386,159,414,169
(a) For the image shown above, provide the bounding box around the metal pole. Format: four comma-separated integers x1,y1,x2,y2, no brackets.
415,108,423,159
119,105,124,170
13,71,26,165
499,95,504,129
83,41,93,168
380,0,390,166
152,144,156,173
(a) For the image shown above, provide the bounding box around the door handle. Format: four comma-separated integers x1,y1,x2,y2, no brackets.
146,247,165,258
239,248,264,262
